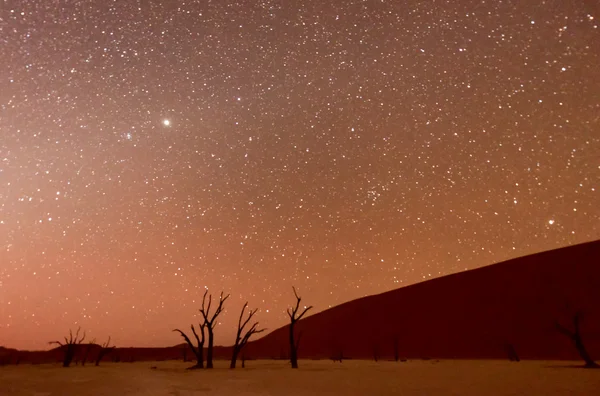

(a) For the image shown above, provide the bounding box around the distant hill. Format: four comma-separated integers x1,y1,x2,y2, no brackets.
243,240,600,361
2,241,598,364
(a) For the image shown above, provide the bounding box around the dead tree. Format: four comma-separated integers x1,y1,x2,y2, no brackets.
173,322,206,369
505,343,520,362
392,335,400,362
95,336,115,366
230,302,265,368
49,327,86,367
82,339,96,366
331,348,343,363
199,290,230,368
555,312,598,368
287,286,312,369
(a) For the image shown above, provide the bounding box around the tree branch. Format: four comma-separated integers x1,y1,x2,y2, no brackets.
102,336,112,349
555,321,574,339
191,324,202,347
173,329,195,350
296,306,313,321
241,323,265,346
199,290,230,326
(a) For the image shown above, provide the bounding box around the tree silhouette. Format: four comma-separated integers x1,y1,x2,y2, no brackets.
392,335,400,362
331,348,344,363
49,327,86,367
81,339,96,366
95,336,115,366
555,312,598,368
287,286,312,369
505,343,520,362
372,343,380,362
173,322,206,369
199,290,230,368
230,302,265,368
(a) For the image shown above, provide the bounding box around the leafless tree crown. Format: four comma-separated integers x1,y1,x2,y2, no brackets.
49,327,86,347
199,290,230,327
287,286,313,323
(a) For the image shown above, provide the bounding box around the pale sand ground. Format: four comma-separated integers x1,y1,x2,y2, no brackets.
1,360,599,395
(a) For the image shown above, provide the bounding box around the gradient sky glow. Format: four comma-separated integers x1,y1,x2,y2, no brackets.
1,0,599,350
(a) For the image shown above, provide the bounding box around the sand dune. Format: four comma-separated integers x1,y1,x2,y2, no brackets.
244,240,600,361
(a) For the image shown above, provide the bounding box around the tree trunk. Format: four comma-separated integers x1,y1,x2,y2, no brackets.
289,324,298,369
191,346,203,368
230,347,239,369
574,335,598,368
198,345,204,368
82,344,94,366
393,337,399,362
506,344,520,362
286,286,311,369
206,330,214,368
186,349,203,369
95,348,113,366
63,346,75,367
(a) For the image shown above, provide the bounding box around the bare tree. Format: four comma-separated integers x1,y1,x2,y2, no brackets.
82,339,96,366
173,322,206,369
199,290,230,368
392,335,400,362
505,343,520,362
230,302,265,368
555,312,598,368
95,336,115,366
331,348,343,363
372,343,379,362
49,327,86,367
287,286,312,369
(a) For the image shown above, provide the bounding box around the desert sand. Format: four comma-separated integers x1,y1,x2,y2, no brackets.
1,359,599,396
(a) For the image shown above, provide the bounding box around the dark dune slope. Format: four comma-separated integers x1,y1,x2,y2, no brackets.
244,240,600,360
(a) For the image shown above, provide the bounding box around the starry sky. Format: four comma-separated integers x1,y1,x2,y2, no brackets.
1,0,599,350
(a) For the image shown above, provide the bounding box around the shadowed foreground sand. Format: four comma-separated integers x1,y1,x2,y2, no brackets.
1,360,599,395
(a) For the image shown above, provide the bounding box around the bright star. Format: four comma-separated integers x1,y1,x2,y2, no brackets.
163,119,171,126
548,219,555,225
